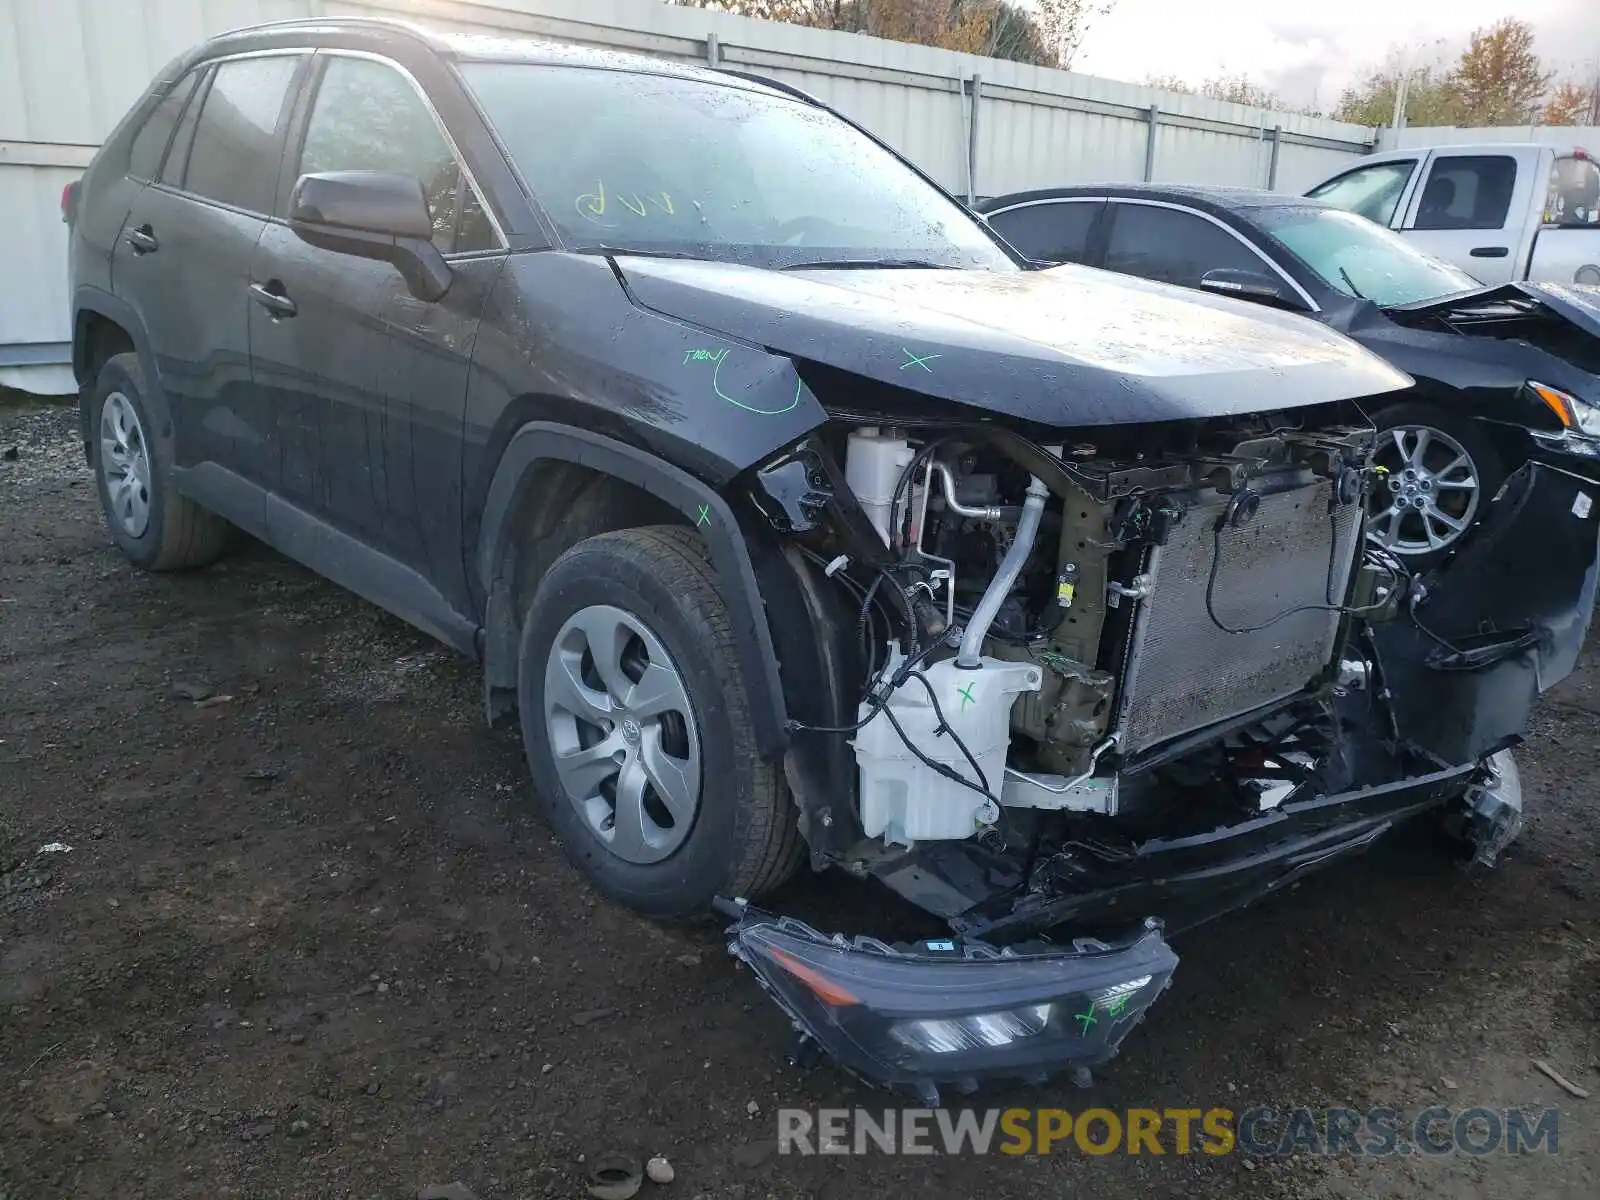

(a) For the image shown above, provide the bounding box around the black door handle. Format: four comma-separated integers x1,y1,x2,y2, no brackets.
249,281,297,319
1469,246,1509,258
125,225,159,254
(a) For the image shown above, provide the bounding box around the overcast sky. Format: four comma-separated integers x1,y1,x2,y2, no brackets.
1071,0,1600,110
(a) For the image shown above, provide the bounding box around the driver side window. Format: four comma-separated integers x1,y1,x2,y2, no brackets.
299,56,496,253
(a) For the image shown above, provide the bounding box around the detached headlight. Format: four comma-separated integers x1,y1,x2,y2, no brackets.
1531,381,1600,438
724,907,1177,1102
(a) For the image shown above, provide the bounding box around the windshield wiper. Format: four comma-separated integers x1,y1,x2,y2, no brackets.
1339,266,1368,300
779,258,949,271
573,246,709,261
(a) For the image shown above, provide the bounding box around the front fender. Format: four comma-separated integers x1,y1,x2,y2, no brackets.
475,422,790,758
1371,461,1600,764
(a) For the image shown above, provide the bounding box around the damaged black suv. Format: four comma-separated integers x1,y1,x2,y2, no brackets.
67,17,1599,1101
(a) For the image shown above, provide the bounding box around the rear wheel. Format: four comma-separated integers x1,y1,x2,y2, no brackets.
90,353,231,571
516,526,802,918
1366,403,1504,569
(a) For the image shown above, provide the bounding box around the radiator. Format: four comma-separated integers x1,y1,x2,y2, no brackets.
1112,479,1363,756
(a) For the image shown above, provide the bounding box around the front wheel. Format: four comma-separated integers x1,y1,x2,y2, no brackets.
1366,403,1504,569
516,526,802,918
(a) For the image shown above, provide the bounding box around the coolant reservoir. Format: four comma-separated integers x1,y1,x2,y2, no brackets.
844,428,914,545
854,652,1042,846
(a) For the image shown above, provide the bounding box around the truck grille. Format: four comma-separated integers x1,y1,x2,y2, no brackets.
1112,479,1362,756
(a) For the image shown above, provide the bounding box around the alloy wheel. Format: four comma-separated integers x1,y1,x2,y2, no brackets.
1367,424,1480,557
100,391,152,538
543,604,702,864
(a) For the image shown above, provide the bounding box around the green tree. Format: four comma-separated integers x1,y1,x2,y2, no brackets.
1333,47,1467,127
669,0,1112,67
1453,18,1553,124
1542,79,1595,127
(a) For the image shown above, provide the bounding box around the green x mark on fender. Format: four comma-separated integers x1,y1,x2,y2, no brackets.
1074,1003,1099,1034
695,504,711,527
957,682,976,711
900,348,941,373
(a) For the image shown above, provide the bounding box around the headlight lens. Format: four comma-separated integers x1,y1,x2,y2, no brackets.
1531,381,1600,437
725,909,1177,1101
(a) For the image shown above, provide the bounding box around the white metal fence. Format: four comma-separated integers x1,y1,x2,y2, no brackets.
0,0,1378,393
1380,124,1600,150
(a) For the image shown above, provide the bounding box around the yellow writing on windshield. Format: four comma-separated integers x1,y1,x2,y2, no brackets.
577,179,676,225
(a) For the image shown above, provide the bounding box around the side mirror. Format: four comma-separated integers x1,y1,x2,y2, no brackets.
288,171,451,302
1198,267,1305,311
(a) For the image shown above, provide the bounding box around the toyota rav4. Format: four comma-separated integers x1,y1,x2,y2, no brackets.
65,17,1599,1101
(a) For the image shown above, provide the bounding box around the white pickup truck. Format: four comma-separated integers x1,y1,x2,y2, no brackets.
1306,143,1600,286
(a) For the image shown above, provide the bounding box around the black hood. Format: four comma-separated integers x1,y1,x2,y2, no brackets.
1385,280,1600,339
1348,281,1600,406
615,258,1412,427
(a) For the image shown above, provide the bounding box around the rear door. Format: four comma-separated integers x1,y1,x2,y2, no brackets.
1397,150,1536,283
981,198,1105,264
111,51,307,496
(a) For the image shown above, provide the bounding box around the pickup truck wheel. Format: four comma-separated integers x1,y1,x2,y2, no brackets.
90,353,231,571
516,526,802,918
1367,403,1504,569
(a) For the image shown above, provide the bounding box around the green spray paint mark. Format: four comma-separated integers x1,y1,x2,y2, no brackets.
683,348,729,365
1073,1003,1099,1035
900,348,941,373
957,682,976,711
679,347,803,415
695,504,711,527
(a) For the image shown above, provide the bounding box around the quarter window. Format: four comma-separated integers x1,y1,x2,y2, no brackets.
1104,204,1266,290
1306,161,1416,226
1411,155,1516,231
299,56,495,253
1546,154,1600,227
986,201,1103,264
180,55,303,213
128,71,201,181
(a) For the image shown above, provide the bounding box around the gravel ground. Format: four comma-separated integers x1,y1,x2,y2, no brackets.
2,396,1597,1199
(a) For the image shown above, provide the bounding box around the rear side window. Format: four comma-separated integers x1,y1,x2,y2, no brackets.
1547,155,1600,227
1411,155,1516,231
986,200,1103,264
128,71,200,181
298,56,496,253
1306,161,1415,226
181,55,303,214
1104,203,1264,289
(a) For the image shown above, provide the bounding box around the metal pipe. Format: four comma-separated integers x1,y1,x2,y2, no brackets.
914,457,957,629
1004,733,1120,793
931,461,1003,520
956,474,1049,667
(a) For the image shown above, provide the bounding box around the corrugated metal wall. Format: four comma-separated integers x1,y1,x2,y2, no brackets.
0,0,1377,392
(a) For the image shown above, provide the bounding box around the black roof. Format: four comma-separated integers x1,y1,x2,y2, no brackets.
188,15,796,101
977,182,1334,216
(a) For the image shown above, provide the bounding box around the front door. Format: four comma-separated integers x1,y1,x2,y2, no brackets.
247,50,501,590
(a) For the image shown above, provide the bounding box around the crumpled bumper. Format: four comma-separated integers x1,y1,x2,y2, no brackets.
722,902,1177,1104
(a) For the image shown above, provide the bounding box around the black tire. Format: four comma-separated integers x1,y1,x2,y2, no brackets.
516,525,802,918
89,353,231,571
1368,401,1506,570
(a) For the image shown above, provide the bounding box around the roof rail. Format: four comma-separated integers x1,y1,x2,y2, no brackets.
715,67,824,107
217,13,443,49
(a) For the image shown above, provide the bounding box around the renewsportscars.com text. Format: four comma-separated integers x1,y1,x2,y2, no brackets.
777,1105,1560,1157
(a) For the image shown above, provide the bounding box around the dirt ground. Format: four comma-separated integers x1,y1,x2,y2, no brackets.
2,395,1597,1200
